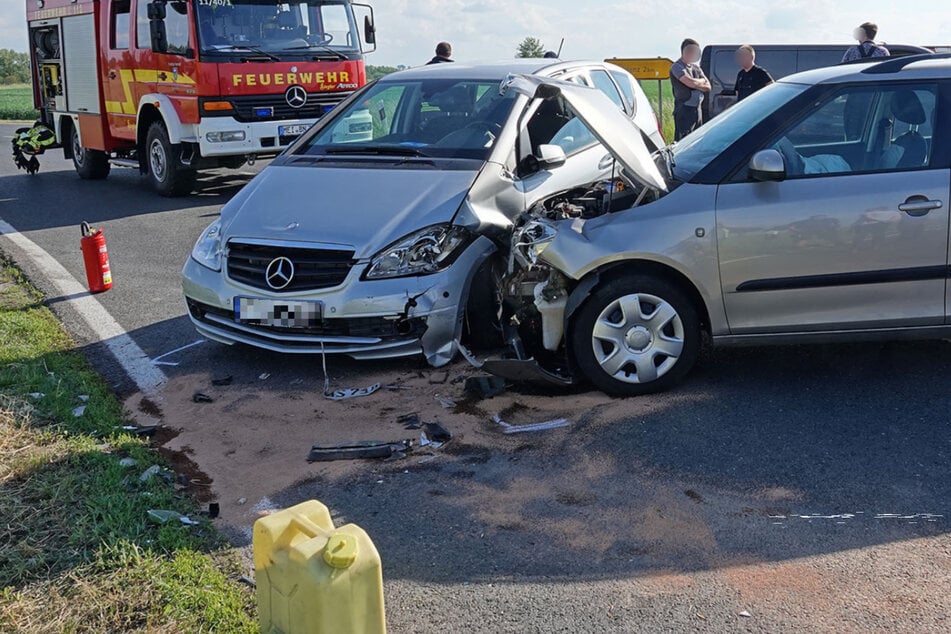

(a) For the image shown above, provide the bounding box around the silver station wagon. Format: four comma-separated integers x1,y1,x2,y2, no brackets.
182,59,662,366
490,54,951,395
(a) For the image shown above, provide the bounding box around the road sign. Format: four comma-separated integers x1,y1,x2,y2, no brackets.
606,57,674,80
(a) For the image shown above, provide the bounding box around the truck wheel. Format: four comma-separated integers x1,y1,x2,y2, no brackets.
71,126,110,180
145,122,196,197
570,275,700,396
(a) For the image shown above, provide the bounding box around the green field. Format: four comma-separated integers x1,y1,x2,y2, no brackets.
0,84,37,121
639,79,675,143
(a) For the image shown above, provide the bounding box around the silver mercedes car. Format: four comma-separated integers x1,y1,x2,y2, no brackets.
182,59,663,366
490,54,951,395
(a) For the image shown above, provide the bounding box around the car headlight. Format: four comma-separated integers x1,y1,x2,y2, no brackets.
191,220,223,271
364,224,472,280
513,219,557,268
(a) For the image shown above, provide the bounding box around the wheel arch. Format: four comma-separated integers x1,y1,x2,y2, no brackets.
58,115,76,160
565,259,712,334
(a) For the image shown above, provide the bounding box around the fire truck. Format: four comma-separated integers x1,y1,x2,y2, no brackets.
25,0,376,196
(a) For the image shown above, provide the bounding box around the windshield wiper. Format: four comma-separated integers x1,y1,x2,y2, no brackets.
324,145,428,157
283,44,348,61
215,44,280,62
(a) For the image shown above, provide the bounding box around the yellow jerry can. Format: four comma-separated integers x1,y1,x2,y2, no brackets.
253,500,386,634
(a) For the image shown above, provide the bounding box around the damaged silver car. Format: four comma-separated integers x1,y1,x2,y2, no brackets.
181,59,663,366
492,54,951,395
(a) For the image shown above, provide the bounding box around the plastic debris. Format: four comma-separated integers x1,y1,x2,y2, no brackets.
397,413,422,430
307,440,413,462
738,610,752,618
192,392,214,403
77,394,89,402
492,414,571,434
324,383,381,401
116,424,159,437
237,497,248,505
259,373,271,380
147,509,199,525
71,405,86,418
238,575,256,587
465,376,507,399
424,422,452,443
28,392,44,399
118,457,137,468
139,464,162,482
434,394,456,409
211,375,233,386
419,431,441,449
456,340,484,368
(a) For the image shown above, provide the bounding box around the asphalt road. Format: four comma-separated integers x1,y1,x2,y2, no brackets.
2,123,951,632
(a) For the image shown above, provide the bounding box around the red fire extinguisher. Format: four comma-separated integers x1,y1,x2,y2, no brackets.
80,221,113,293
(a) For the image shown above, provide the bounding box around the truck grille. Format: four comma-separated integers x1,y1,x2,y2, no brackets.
229,91,351,122
226,240,355,292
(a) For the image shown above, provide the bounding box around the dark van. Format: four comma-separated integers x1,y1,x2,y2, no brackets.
701,44,933,118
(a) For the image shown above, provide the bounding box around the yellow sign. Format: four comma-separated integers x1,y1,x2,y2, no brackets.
606,58,675,80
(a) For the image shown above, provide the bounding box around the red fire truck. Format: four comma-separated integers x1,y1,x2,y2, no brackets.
25,0,376,195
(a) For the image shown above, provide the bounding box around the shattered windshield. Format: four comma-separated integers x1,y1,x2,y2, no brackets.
670,82,809,180
195,0,359,54
297,78,518,160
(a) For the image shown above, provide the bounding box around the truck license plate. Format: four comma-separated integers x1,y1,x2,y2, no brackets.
279,124,310,137
235,298,321,328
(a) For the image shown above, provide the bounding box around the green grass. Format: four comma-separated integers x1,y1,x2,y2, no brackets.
0,84,37,122
639,79,675,144
0,258,257,632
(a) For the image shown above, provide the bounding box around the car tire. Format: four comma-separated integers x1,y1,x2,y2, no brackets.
463,259,504,349
571,275,700,396
145,122,196,197
71,125,110,180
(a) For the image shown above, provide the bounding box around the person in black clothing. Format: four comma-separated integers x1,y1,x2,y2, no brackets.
670,38,711,140
734,45,773,101
427,42,454,65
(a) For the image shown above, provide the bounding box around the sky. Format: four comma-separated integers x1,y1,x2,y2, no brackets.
3,0,950,67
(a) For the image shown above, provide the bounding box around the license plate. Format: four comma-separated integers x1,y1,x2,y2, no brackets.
235,297,322,328
279,124,310,137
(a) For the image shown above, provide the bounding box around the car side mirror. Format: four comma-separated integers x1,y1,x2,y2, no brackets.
535,144,567,170
748,149,786,182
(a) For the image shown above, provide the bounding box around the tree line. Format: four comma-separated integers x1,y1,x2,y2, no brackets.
0,49,31,85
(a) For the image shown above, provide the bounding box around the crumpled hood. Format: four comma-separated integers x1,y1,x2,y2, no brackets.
220,164,480,259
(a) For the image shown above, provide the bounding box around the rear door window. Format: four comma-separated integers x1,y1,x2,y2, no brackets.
609,70,637,115
590,69,625,111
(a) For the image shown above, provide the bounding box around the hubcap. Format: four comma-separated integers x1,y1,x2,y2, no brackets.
72,131,84,166
591,293,685,385
149,139,167,182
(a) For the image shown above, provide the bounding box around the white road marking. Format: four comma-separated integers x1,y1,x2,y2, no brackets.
0,219,166,395
151,338,205,366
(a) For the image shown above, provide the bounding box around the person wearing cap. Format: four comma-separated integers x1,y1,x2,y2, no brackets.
670,38,710,140
734,45,773,101
842,22,890,62
427,42,454,65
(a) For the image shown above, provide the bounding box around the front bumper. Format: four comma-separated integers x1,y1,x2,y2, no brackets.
193,116,316,157
181,236,496,366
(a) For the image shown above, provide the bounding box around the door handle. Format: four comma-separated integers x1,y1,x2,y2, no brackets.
898,195,942,217
108,71,117,80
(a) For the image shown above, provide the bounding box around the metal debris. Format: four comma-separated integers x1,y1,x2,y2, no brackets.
307,440,413,462
492,414,571,434
397,413,422,430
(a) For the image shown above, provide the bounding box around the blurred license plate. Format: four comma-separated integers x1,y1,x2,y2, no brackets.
235,298,321,328
279,124,309,136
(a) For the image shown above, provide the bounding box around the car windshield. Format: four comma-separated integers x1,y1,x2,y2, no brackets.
195,0,359,54
670,82,810,180
297,78,518,160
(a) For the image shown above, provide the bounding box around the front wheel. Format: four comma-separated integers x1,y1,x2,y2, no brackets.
71,125,110,180
571,276,700,396
145,122,196,197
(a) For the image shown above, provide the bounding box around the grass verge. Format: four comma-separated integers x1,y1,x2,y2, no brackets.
639,79,675,144
0,257,256,632
0,85,37,122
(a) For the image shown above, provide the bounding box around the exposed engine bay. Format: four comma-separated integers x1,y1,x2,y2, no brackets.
475,176,661,385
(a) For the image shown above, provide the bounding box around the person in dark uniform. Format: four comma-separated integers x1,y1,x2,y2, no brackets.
734,45,773,101
427,42,454,65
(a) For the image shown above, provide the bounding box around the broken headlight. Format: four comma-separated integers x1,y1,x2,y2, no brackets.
364,224,472,280
191,219,223,271
513,219,557,268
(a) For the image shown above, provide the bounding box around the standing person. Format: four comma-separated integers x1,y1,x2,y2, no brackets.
734,45,773,101
427,42,454,65
842,22,890,62
670,38,710,141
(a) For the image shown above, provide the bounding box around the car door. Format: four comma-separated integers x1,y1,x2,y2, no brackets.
103,0,136,141
715,81,949,333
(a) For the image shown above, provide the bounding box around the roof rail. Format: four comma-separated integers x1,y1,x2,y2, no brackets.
860,52,951,74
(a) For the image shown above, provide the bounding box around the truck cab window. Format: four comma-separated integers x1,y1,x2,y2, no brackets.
111,0,131,50
165,1,191,54
136,0,150,48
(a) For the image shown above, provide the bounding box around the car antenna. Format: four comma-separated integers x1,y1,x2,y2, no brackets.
556,38,565,58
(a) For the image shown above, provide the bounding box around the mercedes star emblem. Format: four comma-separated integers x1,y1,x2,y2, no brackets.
265,256,295,290
285,85,308,109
